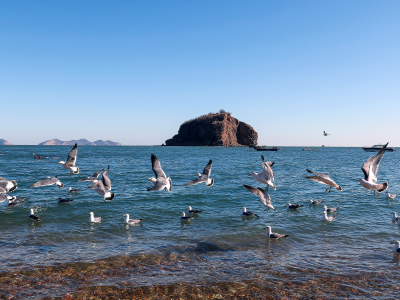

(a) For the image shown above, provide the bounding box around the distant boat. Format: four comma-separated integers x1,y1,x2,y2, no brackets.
253,146,280,151
301,148,313,151
322,145,325,148
362,144,396,152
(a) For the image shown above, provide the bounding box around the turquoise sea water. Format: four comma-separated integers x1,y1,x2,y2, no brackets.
1,146,400,295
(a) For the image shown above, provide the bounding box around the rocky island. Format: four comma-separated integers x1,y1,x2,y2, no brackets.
165,111,257,146
0,139,11,145
38,139,121,146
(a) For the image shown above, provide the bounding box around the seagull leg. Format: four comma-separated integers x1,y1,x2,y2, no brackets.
374,190,377,198
324,187,330,193
328,186,332,193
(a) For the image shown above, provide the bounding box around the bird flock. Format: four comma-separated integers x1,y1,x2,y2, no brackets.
1,142,400,253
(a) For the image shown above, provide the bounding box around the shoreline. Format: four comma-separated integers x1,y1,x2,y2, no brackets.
1,251,398,299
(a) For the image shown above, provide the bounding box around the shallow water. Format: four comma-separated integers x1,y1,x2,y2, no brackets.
1,146,400,297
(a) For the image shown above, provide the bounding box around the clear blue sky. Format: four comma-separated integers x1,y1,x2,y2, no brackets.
1,1,399,146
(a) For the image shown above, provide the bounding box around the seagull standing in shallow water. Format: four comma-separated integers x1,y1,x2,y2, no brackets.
264,226,289,239
243,184,277,212
323,205,339,213
59,143,79,176
242,207,260,218
287,203,303,209
306,169,342,193
391,241,400,253
357,142,389,197
387,193,397,200
187,206,202,214
89,212,102,223
28,208,40,222
180,212,193,221
323,211,334,222
249,155,276,190
391,212,398,221
147,154,172,192
123,214,143,225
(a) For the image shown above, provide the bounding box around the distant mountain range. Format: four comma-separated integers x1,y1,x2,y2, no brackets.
38,139,121,146
0,139,11,145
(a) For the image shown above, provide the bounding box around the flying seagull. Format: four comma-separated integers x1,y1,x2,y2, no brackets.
264,226,289,239
357,142,389,197
28,177,64,188
323,131,330,136
77,169,104,183
0,194,15,203
147,154,172,192
123,214,143,225
88,166,115,202
249,155,276,190
0,177,18,193
323,205,339,213
59,143,80,175
184,159,214,187
28,208,40,222
306,169,342,192
242,207,260,217
243,184,277,212
89,212,102,223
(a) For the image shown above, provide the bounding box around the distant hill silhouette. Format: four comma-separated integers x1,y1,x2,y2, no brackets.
38,139,121,146
0,139,12,145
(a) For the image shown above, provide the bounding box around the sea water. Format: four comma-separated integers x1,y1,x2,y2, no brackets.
0,146,399,295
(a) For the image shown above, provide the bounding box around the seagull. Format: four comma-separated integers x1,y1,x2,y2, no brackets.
391,212,398,221
323,131,330,136
309,200,324,205
390,241,400,253
187,206,202,214
243,184,277,212
249,155,276,190
28,208,40,222
180,212,193,221
242,207,260,217
0,194,15,203
323,205,339,213
89,212,102,223
323,211,334,222
147,154,172,192
58,197,74,203
88,166,115,202
184,159,214,187
59,143,79,176
264,226,289,239
8,197,27,206
0,177,18,193
28,177,64,188
68,187,81,193
306,169,342,192
123,214,143,225
357,142,389,197
77,169,104,183
387,193,397,200
287,203,303,209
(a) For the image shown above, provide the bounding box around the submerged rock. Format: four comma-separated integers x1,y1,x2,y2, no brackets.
165,112,257,146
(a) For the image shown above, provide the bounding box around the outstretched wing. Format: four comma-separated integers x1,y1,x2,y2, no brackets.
102,166,111,191
29,177,58,188
151,154,166,179
368,143,388,182
361,156,374,180
65,143,78,167
202,159,212,177
91,181,106,196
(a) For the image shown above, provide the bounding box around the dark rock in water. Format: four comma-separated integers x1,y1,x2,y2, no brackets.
38,139,121,146
165,112,258,146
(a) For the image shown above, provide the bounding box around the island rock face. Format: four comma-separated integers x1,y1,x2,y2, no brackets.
39,139,121,146
165,113,257,146
0,139,11,145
